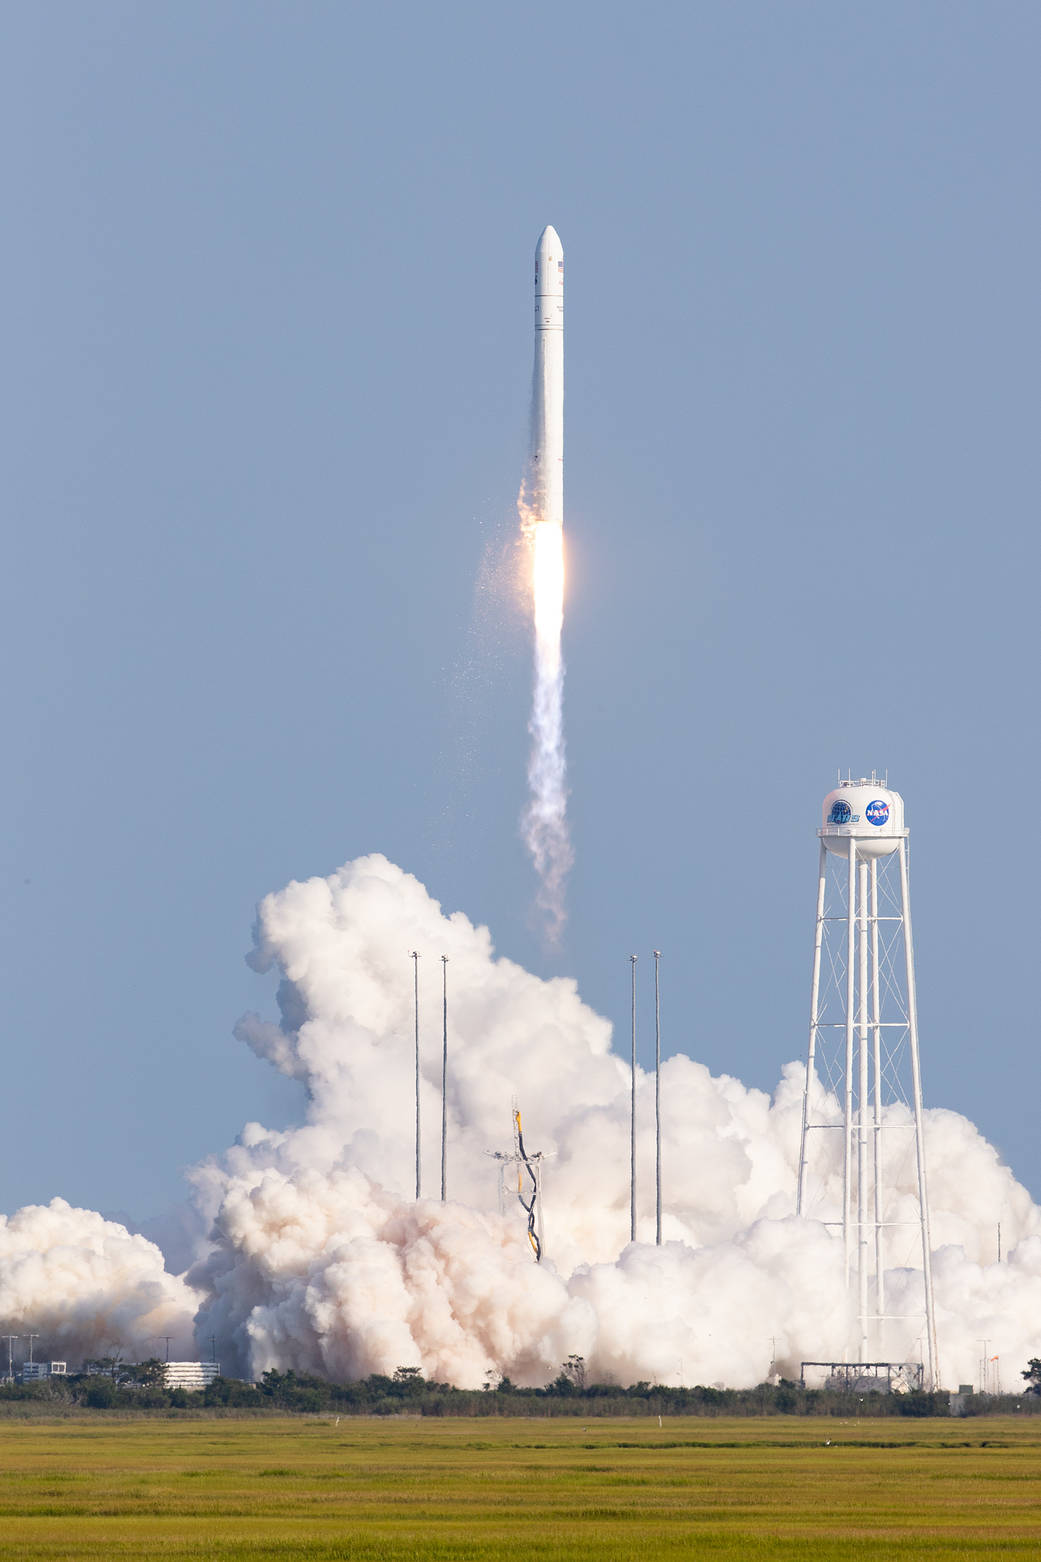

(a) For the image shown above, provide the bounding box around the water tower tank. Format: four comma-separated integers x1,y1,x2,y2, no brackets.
819,775,905,860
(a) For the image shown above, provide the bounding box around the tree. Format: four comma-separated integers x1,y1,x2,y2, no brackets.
84,1377,117,1408
127,1358,166,1389
563,1355,586,1391
203,1376,262,1408
1021,1358,1041,1395
392,1366,424,1396
83,1358,118,1379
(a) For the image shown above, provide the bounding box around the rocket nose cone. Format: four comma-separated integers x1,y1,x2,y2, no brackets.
536,224,563,259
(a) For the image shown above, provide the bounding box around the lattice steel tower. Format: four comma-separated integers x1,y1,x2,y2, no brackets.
796,775,939,1388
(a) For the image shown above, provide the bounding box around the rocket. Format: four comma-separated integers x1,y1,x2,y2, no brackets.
531,225,564,528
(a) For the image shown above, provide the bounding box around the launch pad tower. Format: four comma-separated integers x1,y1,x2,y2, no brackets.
797,775,939,1388
489,1109,545,1262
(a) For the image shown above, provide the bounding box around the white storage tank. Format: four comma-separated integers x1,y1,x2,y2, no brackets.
819,774,905,860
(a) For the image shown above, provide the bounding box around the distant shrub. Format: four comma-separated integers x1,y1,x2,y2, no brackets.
85,1379,117,1409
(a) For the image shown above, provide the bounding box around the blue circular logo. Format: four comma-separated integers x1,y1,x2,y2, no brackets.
828,800,852,825
865,799,889,827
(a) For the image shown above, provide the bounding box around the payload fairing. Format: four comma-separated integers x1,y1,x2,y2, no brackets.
531,225,564,528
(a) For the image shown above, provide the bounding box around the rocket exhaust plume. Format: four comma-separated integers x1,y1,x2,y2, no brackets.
521,225,571,942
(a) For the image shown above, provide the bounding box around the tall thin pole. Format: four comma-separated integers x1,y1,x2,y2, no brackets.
26,1333,38,1366
440,955,449,1203
2,1337,18,1381
654,950,662,1245
798,842,828,1215
411,951,421,1200
630,954,638,1243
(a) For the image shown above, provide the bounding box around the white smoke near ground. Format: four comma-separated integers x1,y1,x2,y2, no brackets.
0,1199,197,1364
519,493,571,946
3,854,1040,1390
183,854,1041,1393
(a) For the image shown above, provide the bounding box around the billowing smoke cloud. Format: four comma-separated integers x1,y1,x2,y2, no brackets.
185,855,1041,1392
3,856,1039,1390
0,1199,197,1364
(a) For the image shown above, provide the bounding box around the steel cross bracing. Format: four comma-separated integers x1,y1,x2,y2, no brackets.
796,836,939,1388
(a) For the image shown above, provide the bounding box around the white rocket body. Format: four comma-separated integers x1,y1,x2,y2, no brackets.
531,225,564,527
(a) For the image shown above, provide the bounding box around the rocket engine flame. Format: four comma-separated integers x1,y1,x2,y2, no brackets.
532,519,565,645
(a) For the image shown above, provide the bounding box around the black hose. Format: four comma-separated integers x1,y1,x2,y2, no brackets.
515,1120,542,1262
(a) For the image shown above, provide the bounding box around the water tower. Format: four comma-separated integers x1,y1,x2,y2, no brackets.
796,774,939,1388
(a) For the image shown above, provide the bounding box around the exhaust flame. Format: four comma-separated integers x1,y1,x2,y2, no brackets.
522,511,571,943
532,518,565,644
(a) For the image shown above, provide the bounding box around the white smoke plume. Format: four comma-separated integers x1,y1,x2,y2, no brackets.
184,855,1041,1392
0,1199,197,1365
3,856,1039,1390
519,499,571,945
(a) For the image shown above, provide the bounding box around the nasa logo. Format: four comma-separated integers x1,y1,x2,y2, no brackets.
828,800,853,825
866,799,890,827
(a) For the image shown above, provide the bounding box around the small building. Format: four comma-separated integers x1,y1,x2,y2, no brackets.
163,1361,220,1390
21,1362,67,1382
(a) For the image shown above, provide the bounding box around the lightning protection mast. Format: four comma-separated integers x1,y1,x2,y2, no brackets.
796,775,939,1389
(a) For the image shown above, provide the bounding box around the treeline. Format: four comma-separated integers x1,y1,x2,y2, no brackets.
2,1362,1038,1417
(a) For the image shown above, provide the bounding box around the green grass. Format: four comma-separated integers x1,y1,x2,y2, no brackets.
0,1416,1038,1559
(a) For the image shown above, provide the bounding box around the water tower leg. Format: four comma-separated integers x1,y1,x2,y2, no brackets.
899,837,940,1389
843,836,856,1289
857,857,870,1361
870,858,885,1343
797,843,828,1216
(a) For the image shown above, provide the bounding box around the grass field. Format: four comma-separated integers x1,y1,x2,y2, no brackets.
0,1415,1038,1560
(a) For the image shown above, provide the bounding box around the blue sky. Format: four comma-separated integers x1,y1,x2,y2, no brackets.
4,2,1039,1230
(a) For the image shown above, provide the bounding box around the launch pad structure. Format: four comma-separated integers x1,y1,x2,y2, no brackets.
800,1360,925,1394
489,1109,545,1262
797,774,939,1389
402,771,944,1392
